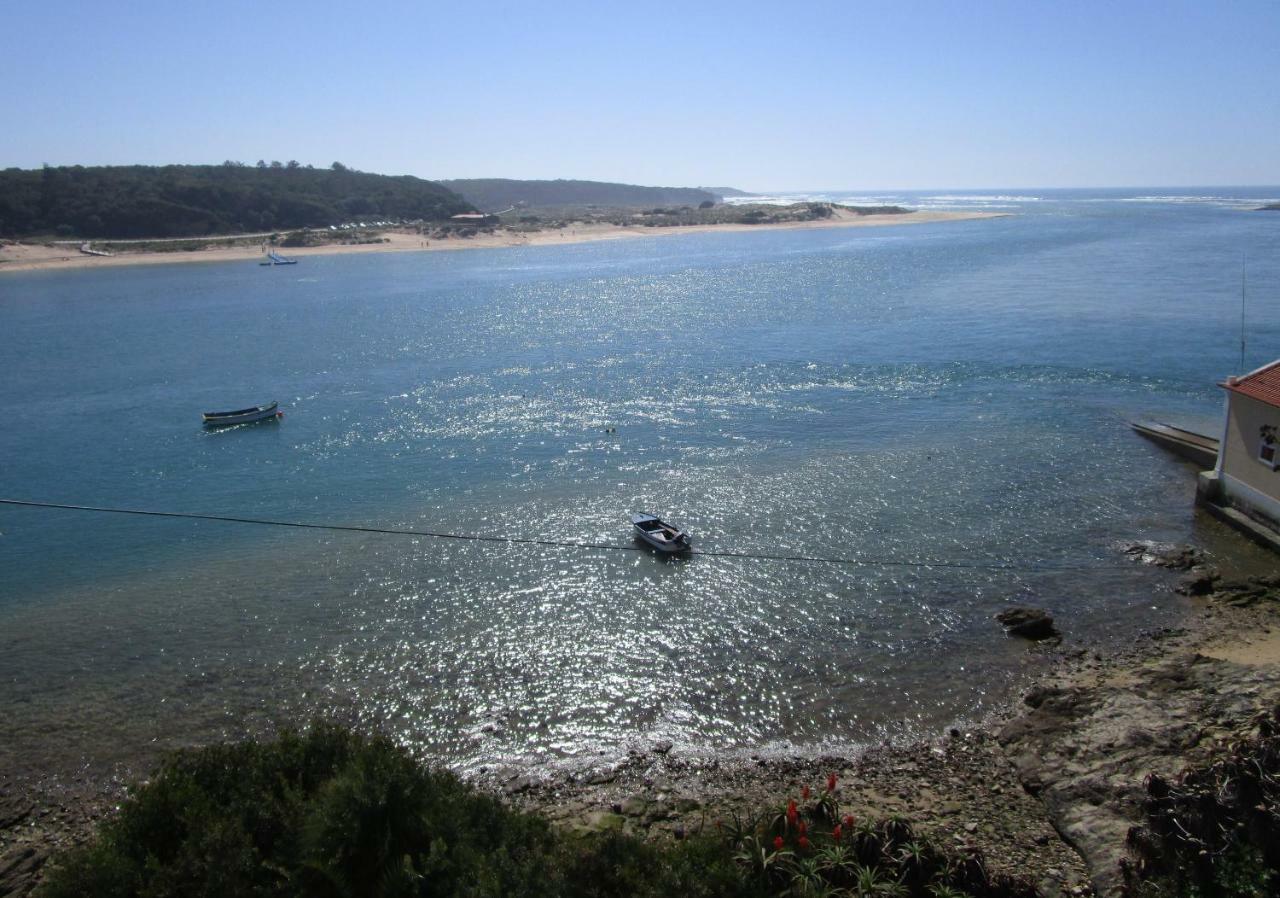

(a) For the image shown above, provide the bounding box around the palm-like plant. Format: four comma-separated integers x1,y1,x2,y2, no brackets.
783,853,827,895
927,885,972,898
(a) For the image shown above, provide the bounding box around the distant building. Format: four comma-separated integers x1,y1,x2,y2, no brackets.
1199,359,1280,540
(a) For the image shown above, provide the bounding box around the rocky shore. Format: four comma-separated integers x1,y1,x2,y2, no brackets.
3,544,1277,897
487,545,1280,897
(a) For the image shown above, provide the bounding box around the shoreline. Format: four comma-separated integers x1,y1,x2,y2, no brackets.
0,210,1004,275
491,550,1280,896
3,544,1278,896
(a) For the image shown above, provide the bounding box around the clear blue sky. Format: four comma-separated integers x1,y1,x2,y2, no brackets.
2,0,1277,191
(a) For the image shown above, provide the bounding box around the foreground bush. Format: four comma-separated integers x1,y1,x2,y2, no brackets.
39,723,1038,897
37,722,756,898
1123,706,1280,897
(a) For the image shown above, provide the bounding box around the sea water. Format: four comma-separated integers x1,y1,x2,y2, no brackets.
1,188,1278,779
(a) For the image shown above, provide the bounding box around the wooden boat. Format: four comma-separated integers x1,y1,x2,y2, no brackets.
202,401,281,426
631,513,692,553
1130,421,1219,469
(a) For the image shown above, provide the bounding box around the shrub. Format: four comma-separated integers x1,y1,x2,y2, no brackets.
38,725,1041,898
37,723,758,898
1123,706,1280,897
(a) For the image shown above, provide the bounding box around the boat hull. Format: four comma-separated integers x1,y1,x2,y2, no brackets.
202,402,280,426
631,513,692,553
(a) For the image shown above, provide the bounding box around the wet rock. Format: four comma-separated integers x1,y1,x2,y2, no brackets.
652,740,674,756
997,607,1060,640
1121,541,1205,570
1176,566,1220,596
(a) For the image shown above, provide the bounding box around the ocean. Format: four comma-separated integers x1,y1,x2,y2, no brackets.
1,187,1278,780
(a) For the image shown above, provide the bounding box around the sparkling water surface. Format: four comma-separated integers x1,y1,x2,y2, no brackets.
1,188,1278,779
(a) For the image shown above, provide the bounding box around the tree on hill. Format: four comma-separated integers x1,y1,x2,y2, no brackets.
0,165,475,239
438,178,719,211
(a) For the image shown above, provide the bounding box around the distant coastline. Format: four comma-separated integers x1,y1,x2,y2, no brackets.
0,209,1004,274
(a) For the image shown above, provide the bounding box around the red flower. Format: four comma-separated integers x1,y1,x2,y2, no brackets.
786,799,798,827
843,814,855,829
773,835,785,851
827,772,837,793
833,824,843,843
798,835,810,850
797,820,807,836
802,785,811,801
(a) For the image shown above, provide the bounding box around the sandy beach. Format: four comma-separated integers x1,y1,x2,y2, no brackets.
0,210,1003,275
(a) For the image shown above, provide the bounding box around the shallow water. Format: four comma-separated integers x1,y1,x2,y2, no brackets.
1,188,1278,778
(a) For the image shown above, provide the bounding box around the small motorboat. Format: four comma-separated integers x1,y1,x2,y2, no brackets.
259,250,298,266
202,401,281,426
631,512,692,553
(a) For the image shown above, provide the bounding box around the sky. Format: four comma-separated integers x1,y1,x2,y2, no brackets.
2,0,1278,191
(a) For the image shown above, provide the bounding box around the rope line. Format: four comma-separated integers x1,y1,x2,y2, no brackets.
0,497,1086,572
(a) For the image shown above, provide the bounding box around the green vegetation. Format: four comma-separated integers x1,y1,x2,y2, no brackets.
497,201,909,234
0,164,474,240
1123,707,1279,897
38,723,1039,898
438,179,719,212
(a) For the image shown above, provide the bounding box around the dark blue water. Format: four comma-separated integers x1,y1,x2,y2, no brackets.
1,188,1278,778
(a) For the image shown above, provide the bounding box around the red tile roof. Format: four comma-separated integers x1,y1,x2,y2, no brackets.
1222,360,1280,409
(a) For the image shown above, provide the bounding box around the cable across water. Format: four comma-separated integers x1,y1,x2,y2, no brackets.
0,497,1090,572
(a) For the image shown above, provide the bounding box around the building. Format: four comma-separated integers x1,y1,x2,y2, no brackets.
1198,358,1280,544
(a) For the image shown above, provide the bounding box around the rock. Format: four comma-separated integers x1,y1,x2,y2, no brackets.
653,739,674,756
997,607,1060,640
1176,567,1220,596
619,797,648,817
0,845,48,898
583,811,625,832
502,776,535,795
1121,541,1204,570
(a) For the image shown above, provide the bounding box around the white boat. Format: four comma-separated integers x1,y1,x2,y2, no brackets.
631,513,692,553
202,401,280,426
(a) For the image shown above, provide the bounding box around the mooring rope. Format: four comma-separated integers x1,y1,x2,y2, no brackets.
0,497,1089,572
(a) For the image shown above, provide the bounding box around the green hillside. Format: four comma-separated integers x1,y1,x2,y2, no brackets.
0,163,474,239
438,178,718,211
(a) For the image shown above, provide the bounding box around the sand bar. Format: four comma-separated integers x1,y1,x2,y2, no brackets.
0,210,1004,274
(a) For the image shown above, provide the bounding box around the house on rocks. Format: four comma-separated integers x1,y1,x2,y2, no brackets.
1198,358,1280,547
